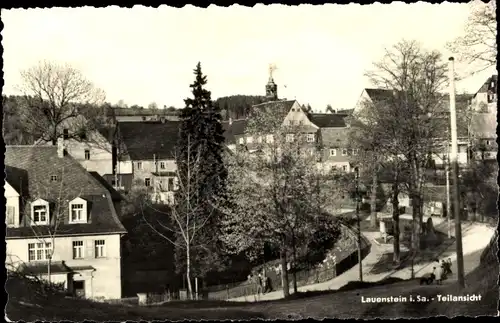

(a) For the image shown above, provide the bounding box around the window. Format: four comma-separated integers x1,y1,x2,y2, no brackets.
239,137,244,145
84,149,91,160
136,162,143,170
28,242,52,261
145,178,151,187
352,149,359,156
266,135,274,143
286,134,294,143
330,149,337,157
168,177,174,191
342,165,348,171
95,240,106,258
486,140,491,146
247,136,253,144
307,134,315,143
72,241,84,259
33,205,48,225
50,175,59,182
160,161,166,169
342,149,348,156
142,116,146,121
63,129,69,139
71,204,85,223
6,206,15,225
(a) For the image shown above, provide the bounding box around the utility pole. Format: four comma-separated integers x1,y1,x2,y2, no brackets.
445,143,452,239
449,57,465,289
355,167,363,282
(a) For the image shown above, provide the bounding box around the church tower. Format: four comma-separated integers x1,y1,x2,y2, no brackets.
266,64,278,101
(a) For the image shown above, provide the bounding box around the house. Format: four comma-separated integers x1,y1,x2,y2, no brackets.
353,88,471,166
221,75,354,172
115,121,180,204
5,142,127,300
469,75,498,161
34,116,134,192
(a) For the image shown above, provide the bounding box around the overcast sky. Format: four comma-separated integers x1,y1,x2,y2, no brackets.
2,3,495,112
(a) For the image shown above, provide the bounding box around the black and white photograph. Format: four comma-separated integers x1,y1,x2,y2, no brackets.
2,1,498,320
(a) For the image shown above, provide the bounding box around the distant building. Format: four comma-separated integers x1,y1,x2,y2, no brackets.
5,143,126,300
115,121,180,204
469,75,498,161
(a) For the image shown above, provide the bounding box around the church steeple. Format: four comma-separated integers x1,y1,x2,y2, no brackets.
266,64,278,101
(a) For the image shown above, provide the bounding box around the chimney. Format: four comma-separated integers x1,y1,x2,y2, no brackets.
229,117,233,125
57,137,66,158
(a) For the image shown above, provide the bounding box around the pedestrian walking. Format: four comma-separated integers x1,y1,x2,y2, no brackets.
256,272,263,295
434,262,443,285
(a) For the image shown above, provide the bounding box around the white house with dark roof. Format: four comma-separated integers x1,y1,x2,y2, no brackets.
468,75,498,161
5,142,127,300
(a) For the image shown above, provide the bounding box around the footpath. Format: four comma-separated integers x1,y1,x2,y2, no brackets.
228,214,495,302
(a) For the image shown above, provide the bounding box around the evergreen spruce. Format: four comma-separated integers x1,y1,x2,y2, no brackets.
176,62,228,284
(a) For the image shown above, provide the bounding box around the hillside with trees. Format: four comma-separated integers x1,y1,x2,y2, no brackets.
214,95,268,120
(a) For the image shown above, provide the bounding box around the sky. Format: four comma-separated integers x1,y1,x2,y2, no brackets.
1,3,496,112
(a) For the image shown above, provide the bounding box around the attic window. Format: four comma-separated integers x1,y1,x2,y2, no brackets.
50,175,59,182
31,199,50,226
69,197,88,224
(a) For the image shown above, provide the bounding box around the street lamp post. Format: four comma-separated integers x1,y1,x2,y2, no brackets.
355,167,363,282
449,57,465,289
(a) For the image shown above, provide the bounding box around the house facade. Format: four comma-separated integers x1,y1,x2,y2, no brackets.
116,121,180,204
5,143,127,300
469,75,498,162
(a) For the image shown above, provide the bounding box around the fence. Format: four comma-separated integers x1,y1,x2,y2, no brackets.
203,224,372,301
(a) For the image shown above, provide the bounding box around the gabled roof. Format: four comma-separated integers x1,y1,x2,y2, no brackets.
222,119,248,144
365,88,394,102
88,171,124,201
5,166,29,196
475,75,498,96
250,100,297,120
5,145,126,238
117,121,181,161
308,113,348,128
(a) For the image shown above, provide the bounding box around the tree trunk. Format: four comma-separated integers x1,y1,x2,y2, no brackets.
391,181,400,264
186,244,193,300
280,248,290,298
370,168,378,228
409,152,423,250
291,234,298,294
47,256,52,284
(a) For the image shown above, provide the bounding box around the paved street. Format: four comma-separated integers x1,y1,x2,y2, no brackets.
229,215,495,302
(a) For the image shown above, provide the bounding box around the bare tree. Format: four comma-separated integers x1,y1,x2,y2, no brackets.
17,60,106,145
364,40,448,250
148,102,159,112
447,0,497,75
141,135,214,300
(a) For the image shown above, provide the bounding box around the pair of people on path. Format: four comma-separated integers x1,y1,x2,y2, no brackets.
431,258,452,285
248,270,272,296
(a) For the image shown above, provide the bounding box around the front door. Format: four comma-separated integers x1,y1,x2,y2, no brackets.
73,280,85,298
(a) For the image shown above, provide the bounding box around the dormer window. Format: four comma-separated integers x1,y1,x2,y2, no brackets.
69,197,88,224
31,199,50,225
50,175,59,182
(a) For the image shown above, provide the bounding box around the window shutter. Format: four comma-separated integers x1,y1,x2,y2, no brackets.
174,177,179,191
